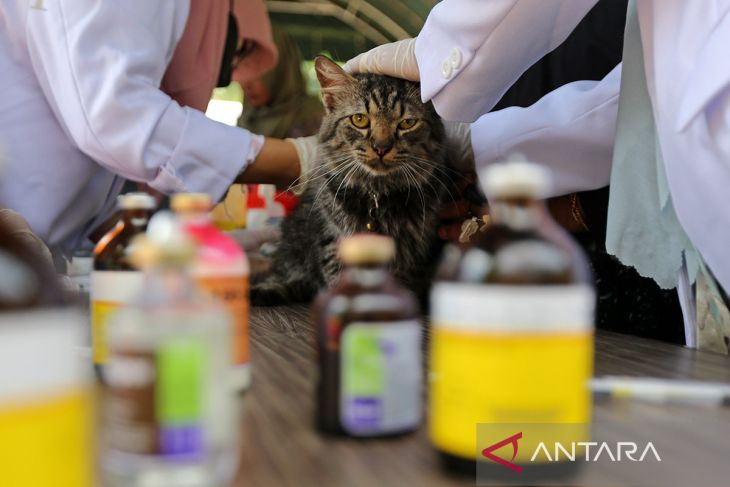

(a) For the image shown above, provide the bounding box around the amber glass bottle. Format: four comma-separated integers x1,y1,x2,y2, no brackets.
429,162,595,476
91,192,157,379
314,234,423,437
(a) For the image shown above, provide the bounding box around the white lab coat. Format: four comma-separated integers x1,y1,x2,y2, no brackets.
0,0,253,254
415,0,730,316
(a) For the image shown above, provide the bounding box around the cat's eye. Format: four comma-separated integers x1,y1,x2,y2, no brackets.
350,114,370,129
398,118,417,130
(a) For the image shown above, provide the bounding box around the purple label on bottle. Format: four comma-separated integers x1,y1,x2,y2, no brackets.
160,425,204,459
344,397,383,431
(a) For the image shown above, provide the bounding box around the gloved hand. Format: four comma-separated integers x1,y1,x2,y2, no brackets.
285,135,318,194
0,209,54,269
343,38,419,81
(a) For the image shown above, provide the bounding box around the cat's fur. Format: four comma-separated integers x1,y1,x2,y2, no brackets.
251,56,458,305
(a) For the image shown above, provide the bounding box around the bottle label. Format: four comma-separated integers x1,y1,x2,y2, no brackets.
106,339,206,458
339,320,422,435
90,270,144,365
196,275,250,366
0,310,92,487
429,283,595,459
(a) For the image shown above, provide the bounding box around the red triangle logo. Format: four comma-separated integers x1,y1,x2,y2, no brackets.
481,432,523,473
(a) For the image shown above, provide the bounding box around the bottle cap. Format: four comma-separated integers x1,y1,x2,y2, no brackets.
117,192,157,210
246,185,267,209
481,159,553,199
129,212,197,269
170,193,214,213
338,234,395,265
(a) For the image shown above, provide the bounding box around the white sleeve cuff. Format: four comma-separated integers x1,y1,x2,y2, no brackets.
147,106,253,201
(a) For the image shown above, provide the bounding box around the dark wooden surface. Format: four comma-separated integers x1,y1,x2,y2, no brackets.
233,306,730,487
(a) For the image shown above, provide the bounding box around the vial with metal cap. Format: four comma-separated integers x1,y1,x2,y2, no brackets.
313,233,423,437
429,160,595,474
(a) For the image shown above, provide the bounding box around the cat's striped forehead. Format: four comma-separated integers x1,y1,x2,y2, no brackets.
348,74,424,116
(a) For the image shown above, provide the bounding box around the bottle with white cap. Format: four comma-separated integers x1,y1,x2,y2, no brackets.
91,192,157,381
103,212,237,487
429,161,595,474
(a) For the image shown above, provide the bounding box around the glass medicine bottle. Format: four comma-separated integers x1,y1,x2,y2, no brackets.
0,213,93,486
91,192,157,379
171,192,251,392
429,162,595,476
102,212,237,487
313,234,423,437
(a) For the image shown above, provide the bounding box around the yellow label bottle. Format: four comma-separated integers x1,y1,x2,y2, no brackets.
0,310,93,487
429,162,595,471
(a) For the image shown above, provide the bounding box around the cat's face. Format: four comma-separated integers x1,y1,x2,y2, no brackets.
313,56,446,193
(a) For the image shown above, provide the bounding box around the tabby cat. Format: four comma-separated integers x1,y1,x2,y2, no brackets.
251,56,458,305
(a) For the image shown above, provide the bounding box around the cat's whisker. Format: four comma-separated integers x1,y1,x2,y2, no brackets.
400,165,428,232
402,156,461,203
290,156,358,193
332,163,360,210
309,159,357,216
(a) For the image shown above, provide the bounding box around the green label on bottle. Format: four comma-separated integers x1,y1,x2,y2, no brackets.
340,321,422,436
156,339,205,424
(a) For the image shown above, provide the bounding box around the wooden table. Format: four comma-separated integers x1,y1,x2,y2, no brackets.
234,306,730,487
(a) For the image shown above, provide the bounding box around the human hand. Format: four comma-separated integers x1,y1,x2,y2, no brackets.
343,38,419,81
0,209,54,268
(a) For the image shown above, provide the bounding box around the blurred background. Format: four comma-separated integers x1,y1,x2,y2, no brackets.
207,0,436,125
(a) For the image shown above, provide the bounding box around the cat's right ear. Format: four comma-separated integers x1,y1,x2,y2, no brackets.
314,56,356,112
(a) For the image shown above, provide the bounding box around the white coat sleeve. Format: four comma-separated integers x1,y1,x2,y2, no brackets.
669,8,730,292
24,0,251,199
471,64,622,198
415,0,599,122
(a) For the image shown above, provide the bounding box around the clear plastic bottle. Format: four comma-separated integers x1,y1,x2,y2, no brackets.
102,212,238,487
91,192,157,380
313,234,423,437
171,193,251,391
429,161,595,474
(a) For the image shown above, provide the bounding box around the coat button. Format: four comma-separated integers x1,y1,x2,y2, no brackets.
450,47,463,69
441,58,453,79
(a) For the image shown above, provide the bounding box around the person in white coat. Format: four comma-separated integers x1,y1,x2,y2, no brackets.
0,0,305,260
346,0,730,351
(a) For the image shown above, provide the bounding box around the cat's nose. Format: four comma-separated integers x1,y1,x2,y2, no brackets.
371,141,393,158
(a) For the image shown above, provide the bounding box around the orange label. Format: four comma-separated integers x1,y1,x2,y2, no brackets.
197,275,250,365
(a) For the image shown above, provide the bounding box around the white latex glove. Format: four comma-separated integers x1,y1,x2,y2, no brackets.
286,135,318,194
343,38,420,81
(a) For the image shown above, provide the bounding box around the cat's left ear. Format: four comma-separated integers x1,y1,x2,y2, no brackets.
314,56,356,111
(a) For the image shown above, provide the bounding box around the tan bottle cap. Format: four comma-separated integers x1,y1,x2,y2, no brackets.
338,234,395,265
117,192,157,210
170,192,213,213
129,211,197,269
481,160,553,199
